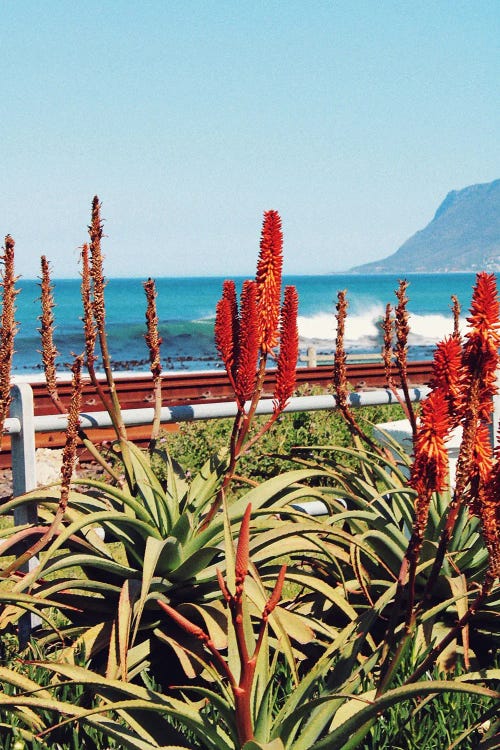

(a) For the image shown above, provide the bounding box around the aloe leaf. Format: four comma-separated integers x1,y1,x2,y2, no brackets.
128,442,173,531
167,545,222,582
187,448,228,512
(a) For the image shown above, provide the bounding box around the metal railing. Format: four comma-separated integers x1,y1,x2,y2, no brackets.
4,381,436,497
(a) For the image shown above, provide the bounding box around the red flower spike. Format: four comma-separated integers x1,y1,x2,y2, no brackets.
273,286,299,414
430,336,464,423
157,600,209,642
477,447,500,578
411,389,451,499
216,567,232,603
255,210,283,353
215,296,235,375
462,272,500,420
234,281,259,405
235,504,252,593
262,564,287,621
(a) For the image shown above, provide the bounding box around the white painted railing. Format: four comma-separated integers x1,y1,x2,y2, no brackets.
4,382,432,496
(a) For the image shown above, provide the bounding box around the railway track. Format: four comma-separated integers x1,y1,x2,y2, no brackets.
2,361,433,467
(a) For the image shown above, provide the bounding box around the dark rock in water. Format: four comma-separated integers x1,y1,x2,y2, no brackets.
351,179,500,273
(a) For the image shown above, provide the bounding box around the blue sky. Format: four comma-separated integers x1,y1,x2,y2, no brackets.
2,0,499,278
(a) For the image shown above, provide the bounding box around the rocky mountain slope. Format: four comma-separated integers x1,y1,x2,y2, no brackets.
351,179,500,273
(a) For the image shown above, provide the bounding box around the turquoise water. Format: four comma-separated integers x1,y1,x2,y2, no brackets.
9,273,479,373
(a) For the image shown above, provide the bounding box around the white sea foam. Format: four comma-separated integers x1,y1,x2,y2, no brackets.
298,308,469,348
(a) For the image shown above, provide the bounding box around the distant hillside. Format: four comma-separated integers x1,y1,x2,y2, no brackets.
351,179,500,273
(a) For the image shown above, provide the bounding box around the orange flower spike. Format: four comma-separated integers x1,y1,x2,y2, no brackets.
235,504,252,598
234,281,259,406
469,422,493,517
273,286,299,414
430,336,464,423
477,436,500,579
462,272,500,420
255,210,283,353
411,389,451,497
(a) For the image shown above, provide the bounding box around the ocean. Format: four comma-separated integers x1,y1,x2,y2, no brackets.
8,273,479,375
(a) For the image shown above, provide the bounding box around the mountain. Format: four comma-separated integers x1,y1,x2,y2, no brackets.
350,179,500,273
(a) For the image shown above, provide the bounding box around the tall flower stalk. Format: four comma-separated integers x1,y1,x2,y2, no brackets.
332,290,379,451
85,197,133,488
159,504,286,746
381,272,500,692
0,235,19,449
204,211,298,527
424,272,500,598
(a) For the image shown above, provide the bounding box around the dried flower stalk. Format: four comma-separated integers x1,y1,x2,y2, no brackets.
0,235,19,449
382,303,393,382
143,277,163,442
4,356,83,575
87,197,130,458
393,280,418,437
38,256,66,414
451,294,461,339
332,290,377,450
81,243,97,370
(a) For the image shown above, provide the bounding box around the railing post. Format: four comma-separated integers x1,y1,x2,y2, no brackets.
307,346,317,368
10,383,37,501
9,383,39,643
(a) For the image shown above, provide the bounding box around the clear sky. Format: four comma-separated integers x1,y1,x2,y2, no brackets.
2,0,499,279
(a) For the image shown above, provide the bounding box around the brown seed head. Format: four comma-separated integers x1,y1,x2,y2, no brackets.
382,303,393,379
143,278,162,381
0,235,19,446
88,196,106,333
38,256,59,397
333,290,349,412
394,280,410,375
451,295,461,339
59,355,83,513
80,243,97,368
